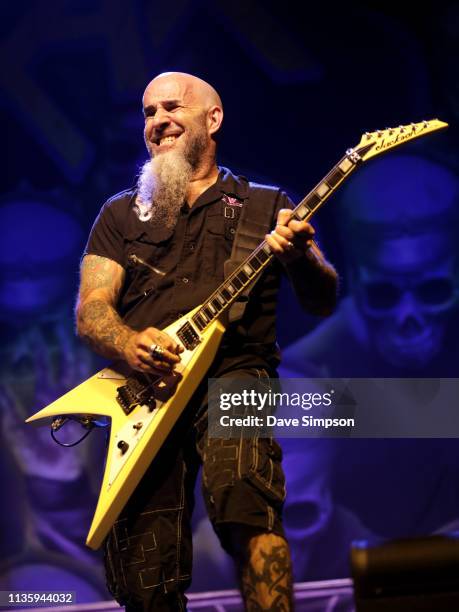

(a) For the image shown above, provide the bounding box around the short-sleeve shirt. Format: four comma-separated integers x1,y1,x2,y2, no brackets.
84,166,293,372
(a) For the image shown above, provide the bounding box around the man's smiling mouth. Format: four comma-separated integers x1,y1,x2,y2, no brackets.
154,134,182,146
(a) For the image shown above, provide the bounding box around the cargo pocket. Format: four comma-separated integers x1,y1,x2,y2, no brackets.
248,436,286,505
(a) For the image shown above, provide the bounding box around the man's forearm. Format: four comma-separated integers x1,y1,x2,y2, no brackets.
76,299,134,360
286,243,338,316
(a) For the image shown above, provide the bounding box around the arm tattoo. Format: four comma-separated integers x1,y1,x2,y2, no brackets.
241,543,292,611
80,255,122,297
77,255,132,359
78,299,133,360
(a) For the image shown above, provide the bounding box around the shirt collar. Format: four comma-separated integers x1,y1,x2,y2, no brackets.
217,166,250,200
191,166,250,211
128,166,250,241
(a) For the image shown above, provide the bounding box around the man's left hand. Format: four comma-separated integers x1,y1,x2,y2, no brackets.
266,209,315,264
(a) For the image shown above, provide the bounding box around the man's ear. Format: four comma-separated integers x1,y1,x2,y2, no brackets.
207,105,224,136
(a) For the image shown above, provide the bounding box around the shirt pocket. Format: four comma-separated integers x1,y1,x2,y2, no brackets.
123,231,170,299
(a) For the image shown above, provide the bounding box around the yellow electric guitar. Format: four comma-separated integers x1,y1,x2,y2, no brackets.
26,119,447,549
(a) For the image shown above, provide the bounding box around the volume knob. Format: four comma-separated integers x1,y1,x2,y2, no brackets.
117,440,129,455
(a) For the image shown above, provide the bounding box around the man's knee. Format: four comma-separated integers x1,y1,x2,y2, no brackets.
201,437,286,543
105,541,190,612
104,507,192,611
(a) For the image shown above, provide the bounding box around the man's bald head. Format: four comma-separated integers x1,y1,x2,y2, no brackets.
142,71,224,163
143,72,223,111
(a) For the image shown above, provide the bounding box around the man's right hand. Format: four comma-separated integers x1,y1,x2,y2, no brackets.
123,327,184,373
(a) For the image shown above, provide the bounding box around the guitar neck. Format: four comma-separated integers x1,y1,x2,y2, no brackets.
190,150,359,333
187,117,448,334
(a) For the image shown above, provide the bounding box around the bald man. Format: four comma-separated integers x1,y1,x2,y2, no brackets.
76,72,337,610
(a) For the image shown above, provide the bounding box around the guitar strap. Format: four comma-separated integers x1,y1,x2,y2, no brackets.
224,183,280,323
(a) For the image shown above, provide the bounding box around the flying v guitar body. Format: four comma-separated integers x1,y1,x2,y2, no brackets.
26,307,226,549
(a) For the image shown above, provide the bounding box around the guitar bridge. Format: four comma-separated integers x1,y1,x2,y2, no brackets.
116,375,157,414
176,321,201,350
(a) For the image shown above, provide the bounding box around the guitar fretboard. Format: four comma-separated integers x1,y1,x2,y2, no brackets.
188,150,360,334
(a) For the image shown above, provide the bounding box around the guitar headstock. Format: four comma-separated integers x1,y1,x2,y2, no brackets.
354,119,448,162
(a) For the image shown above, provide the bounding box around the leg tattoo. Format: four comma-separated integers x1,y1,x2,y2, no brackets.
239,533,293,611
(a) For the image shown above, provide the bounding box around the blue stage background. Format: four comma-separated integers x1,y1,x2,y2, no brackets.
1,0,458,603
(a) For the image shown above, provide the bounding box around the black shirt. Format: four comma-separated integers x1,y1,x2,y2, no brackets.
84,167,293,372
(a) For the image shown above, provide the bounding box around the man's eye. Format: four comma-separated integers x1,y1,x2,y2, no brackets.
143,108,156,118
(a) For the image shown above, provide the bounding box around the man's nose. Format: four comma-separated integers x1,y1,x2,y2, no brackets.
151,107,171,130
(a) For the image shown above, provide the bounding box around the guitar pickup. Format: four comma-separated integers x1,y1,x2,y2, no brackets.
116,377,156,414
176,321,201,350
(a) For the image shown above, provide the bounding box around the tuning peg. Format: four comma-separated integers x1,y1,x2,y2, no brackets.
423,120,429,127
398,125,405,133
376,130,383,138
411,123,417,131
387,127,394,135
365,132,371,140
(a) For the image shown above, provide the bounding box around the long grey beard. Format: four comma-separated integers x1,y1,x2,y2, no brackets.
135,152,193,229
